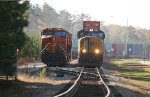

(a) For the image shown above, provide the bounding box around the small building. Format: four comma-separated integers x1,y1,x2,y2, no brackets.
112,43,125,58
146,45,150,58
127,44,144,58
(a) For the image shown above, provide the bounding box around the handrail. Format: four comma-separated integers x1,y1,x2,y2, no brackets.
59,44,69,61
41,43,49,53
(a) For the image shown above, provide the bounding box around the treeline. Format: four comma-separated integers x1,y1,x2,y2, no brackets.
102,25,150,44
22,3,150,61
27,3,150,46
27,3,91,47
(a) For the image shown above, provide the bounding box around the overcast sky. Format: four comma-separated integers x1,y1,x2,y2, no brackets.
30,0,150,29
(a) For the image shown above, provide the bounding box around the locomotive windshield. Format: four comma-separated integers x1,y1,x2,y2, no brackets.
55,32,66,37
78,30,105,39
42,31,53,35
92,32,105,38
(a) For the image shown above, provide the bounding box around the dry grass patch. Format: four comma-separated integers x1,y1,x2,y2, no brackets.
108,59,150,96
18,72,74,85
118,77,150,95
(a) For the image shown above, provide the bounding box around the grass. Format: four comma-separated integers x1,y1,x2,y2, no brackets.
118,77,150,96
18,71,74,85
107,58,150,96
39,68,46,78
110,58,140,65
108,58,150,81
121,72,150,81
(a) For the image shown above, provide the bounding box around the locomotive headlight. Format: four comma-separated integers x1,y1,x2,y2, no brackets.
95,49,100,54
82,49,87,53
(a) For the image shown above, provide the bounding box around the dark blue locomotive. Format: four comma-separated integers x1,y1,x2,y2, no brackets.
78,21,105,67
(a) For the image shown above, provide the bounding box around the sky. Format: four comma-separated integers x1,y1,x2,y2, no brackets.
30,0,150,29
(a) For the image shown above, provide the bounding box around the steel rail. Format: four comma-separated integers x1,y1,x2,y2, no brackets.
96,67,111,97
54,67,111,97
53,67,84,97
48,67,79,75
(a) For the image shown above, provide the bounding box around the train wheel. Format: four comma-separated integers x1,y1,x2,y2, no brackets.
47,64,51,66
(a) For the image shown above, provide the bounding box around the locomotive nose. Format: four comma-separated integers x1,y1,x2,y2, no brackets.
49,37,52,42
43,35,55,43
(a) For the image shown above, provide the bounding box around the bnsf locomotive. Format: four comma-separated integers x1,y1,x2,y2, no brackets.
41,28,72,66
78,21,105,67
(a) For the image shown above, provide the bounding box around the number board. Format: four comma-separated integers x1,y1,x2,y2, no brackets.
83,21,100,30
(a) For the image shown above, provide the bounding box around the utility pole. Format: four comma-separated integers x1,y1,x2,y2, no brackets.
110,16,114,43
126,18,128,58
110,16,114,58
149,27,150,62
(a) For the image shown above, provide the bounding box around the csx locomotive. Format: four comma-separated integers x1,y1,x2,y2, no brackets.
41,28,72,66
78,21,105,67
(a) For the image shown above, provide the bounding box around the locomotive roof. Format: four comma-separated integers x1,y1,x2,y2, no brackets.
78,29,104,33
42,28,69,33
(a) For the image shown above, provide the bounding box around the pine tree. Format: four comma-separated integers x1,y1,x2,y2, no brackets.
0,0,29,76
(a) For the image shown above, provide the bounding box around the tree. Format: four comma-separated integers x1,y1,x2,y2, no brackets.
27,4,44,35
19,36,41,60
0,0,29,76
58,10,72,30
42,3,59,27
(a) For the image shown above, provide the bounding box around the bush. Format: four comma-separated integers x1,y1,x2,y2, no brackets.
18,35,41,62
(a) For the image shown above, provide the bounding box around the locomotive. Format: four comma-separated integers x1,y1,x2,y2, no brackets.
78,21,105,67
41,28,72,66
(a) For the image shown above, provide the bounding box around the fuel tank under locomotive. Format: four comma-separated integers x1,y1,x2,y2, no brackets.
41,51,67,66
78,36,104,67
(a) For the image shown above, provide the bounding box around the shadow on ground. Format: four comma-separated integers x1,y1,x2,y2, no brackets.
0,79,71,97
110,85,150,97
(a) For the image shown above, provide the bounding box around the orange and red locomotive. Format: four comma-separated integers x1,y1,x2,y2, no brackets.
41,28,72,66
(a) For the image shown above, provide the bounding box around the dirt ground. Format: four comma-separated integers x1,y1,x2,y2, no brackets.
102,63,150,97
0,67,76,97
0,60,150,97
125,63,150,72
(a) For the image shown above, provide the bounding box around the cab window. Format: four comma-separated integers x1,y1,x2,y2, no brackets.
42,31,53,35
55,32,66,37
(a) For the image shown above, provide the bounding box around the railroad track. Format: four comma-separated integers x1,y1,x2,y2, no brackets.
46,67,81,76
54,67,111,97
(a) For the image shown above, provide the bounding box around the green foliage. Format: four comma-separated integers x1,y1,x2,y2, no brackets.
109,59,150,81
0,1,29,33
122,72,150,81
39,68,46,78
110,59,140,65
0,0,29,75
19,35,41,60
